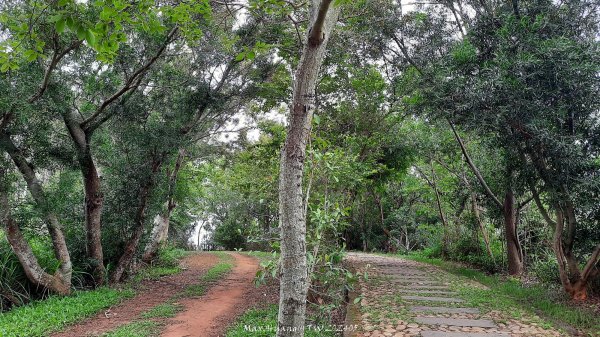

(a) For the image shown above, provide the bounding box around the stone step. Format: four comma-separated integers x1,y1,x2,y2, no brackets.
410,306,480,314
420,332,507,337
408,285,451,290
415,317,497,328
395,280,448,285
402,295,464,303
400,290,459,296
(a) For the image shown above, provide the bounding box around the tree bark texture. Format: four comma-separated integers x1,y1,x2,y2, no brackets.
277,1,340,335
503,190,524,275
63,111,106,285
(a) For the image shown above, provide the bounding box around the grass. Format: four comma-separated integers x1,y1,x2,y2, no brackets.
104,302,183,337
242,250,278,262
0,287,135,337
400,253,600,335
101,321,160,337
141,303,182,319
182,253,234,297
226,304,337,337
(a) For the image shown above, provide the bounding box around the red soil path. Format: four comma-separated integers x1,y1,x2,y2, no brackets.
161,252,261,337
52,252,220,337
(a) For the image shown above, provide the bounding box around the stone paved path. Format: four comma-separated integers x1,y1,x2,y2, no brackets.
345,253,564,337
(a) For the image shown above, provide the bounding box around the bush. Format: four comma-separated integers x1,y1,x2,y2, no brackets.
155,245,187,268
531,256,560,284
420,244,443,258
0,231,63,311
447,236,500,273
0,236,29,311
213,219,246,250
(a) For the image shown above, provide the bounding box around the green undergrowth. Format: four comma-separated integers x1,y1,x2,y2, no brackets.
226,304,337,337
399,253,600,335
131,246,188,283
0,246,189,337
241,250,277,262
141,303,183,319
101,320,160,337
0,287,135,337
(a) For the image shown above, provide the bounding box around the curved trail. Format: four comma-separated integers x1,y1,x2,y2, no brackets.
161,252,259,337
52,253,220,337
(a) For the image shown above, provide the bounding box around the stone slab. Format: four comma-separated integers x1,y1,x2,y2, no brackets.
402,295,464,303
408,285,451,290
420,332,507,337
410,306,480,314
400,290,459,296
395,280,449,285
415,317,497,328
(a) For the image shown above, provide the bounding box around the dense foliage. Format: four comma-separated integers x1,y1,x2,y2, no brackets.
0,0,598,332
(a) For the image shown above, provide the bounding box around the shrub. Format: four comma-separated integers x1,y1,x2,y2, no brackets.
155,245,187,267
531,256,561,284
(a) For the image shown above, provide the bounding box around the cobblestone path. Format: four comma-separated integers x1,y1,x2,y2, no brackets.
345,253,564,337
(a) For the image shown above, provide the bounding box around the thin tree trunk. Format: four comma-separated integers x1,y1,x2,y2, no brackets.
417,164,449,254
472,193,494,260
142,149,186,262
429,161,449,254
277,1,340,335
451,123,526,274
110,157,162,283
372,191,393,251
503,190,524,275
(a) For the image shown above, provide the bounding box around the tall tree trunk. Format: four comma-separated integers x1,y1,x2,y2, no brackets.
63,112,106,285
81,153,105,284
451,122,525,274
277,1,340,335
110,157,162,283
142,149,186,263
503,190,524,275
562,199,581,279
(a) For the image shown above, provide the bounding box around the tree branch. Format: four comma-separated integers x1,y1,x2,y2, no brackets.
581,244,600,281
28,40,83,103
308,0,334,46
448,119,503,209
81,27,178,131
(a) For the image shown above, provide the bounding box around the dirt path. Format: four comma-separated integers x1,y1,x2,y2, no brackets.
161,252,260,337
345,253,565,337
52,252,220,337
